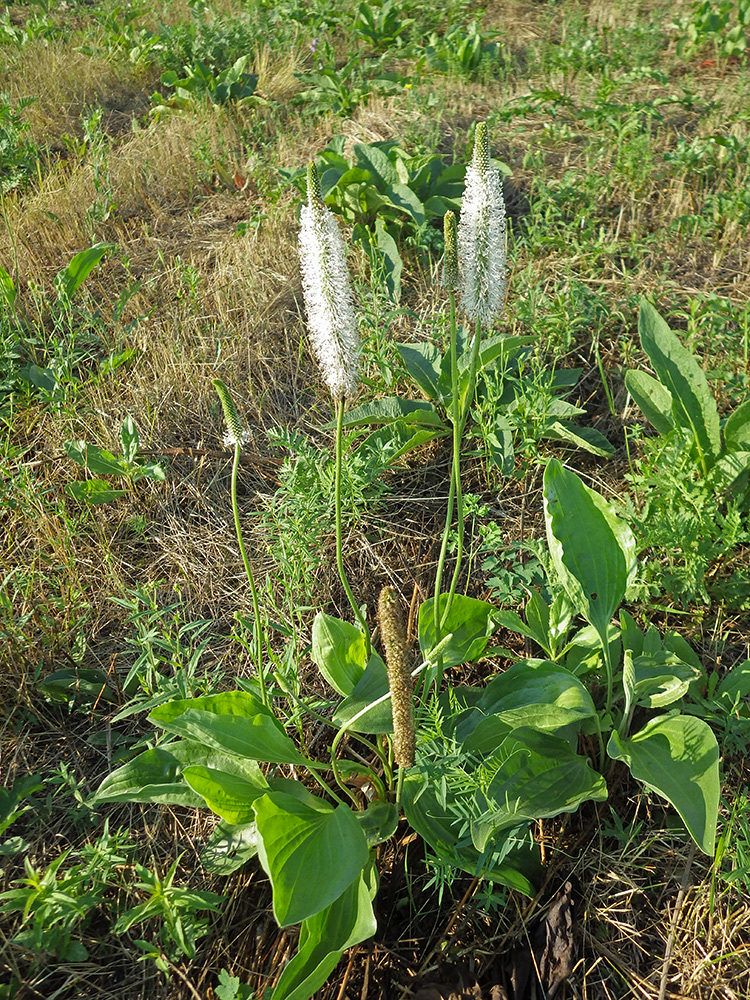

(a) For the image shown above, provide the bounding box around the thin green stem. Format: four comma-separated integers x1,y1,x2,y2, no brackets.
335,397,371,661
309,767,344,807
594,713,606,772
442,317,482,629
396,766,406,810
602,631,614,718
434,291,459,632
231,441,268,709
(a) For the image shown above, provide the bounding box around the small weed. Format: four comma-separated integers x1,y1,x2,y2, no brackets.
0,94,39,194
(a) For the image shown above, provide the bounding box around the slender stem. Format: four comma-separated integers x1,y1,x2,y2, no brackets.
335,397,371,661
231,441,268,708
396,766,406,810
442,317,482,628
595,713,606,772
434,291,459,632
309,767,344,807
602,631,614,718
432,471,457,627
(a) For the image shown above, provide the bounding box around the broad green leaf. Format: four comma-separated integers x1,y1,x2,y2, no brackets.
0,266,15,309
354,422,446,467
543,460,631,641
716,659,750,702
39,667,118,704
663,630,703,672
545,399,587,420
525,592,551,651
39,667,117,704
457,334,534,388
20,363,59,393
638,299,720,473
418,594,496,669
472,729,608,849
149,709,315,767
133,458,167,482
401,777,542,895
541,421,615,457
331,166,371,190
624,369,675,436
119,415,139,465
311,613,368,696
268,868,376,1000
92,740,263,807
319,167,344,197
382,182,425,226
353,143,399,186
396,342,444,402
723,399,750,452
64,440,128,477
149,690,272,726
475,659,597,734
710,451,750,493
622,649,635,726
333,653,393,734
200,820,259,874
182,765,269,823
66,480,126,504
253,791,369,926
55,242,114,303
484,414,514,476
374,217,402,303
631,653,700,708
355,799,399,847
608,715,719,855
619,610,644,657
490,609,544,649
340,397,447,430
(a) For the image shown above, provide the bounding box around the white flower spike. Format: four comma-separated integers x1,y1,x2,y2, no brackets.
458,122,507,330
298,164,360,400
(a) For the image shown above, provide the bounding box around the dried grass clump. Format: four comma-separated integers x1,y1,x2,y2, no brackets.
2,41,138,140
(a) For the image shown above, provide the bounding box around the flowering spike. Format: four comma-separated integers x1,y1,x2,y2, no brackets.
442,210,458,291
307,161,323,203
298,162,360,400
472,121,491,175
458,122,507,329
213,378,250,448
378,587,415,768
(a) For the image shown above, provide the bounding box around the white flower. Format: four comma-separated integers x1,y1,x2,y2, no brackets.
458,123,507,329
298,166,360,400
223,426,251,449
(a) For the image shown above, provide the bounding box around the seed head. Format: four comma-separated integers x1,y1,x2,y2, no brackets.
213,378,251,449
458,122,507,329
378,587,415,768
298,163,360,401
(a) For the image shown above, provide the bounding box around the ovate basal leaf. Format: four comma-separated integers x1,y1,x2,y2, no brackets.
607,715,719,855
253,791,369,927
267,867,377,1000
543,459,634,642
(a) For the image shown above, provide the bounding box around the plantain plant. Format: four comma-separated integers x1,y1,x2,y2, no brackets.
91,131,726,1000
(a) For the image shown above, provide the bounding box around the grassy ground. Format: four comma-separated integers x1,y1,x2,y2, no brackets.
2,0,750,998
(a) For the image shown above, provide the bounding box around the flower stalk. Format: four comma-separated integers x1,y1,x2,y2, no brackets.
299,163,370,659
435,124,507,630
213,378,269,708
